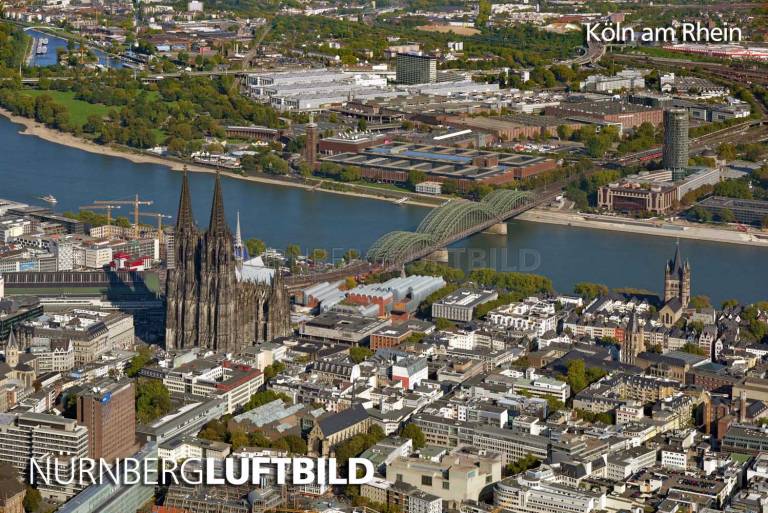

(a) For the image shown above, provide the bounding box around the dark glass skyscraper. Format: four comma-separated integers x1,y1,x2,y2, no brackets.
663,108,689,179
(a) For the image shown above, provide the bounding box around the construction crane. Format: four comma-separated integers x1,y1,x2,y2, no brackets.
79,204,121,226
138,212,172,236
94,194,153,238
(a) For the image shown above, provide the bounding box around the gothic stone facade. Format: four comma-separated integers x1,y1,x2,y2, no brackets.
664,243,691,309
165,173,290,352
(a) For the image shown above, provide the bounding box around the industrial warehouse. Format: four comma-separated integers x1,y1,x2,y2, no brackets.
319,143,558,192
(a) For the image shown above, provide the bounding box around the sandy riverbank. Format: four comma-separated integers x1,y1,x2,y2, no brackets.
0,107,441,208
518,208,768,247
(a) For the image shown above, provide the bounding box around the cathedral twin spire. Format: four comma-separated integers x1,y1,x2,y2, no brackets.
176,168,196,233
175,169,230,238
208,171,230,237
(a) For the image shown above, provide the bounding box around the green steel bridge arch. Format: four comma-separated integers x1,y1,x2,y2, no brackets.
416,201,497,241
366,231,437,264
367,189,535,265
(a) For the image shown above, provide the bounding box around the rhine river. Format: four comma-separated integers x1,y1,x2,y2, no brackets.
1,116,766,304
25,28,122,68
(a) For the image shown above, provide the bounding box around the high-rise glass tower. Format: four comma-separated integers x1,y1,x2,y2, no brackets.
663,108,689,180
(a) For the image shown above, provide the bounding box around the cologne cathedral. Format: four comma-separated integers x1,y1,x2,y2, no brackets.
165,172,291,351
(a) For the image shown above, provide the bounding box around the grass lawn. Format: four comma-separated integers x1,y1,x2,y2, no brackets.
22,89,111,129
353,180,410,193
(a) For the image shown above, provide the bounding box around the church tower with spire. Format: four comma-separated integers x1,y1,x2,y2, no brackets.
233,212,248,262
664,241,691,308
621,311,644,365
165,172,291,352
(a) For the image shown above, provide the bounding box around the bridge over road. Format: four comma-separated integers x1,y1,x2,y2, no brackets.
366,187,561,269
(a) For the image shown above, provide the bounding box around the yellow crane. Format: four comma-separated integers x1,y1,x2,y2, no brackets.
138,212,172,236
79,204,121,226
94,194,153,238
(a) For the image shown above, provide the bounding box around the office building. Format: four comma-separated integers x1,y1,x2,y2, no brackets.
597,181,678,213
304,117,318,166
545,100,663,130
144,359,264,415
300,312,391,344
76,380,137,462
488,297,557,336
391,357,428,390
0,413,89,501
19,309,134,366
580,70,645,93
698,196,768,226
509,369,570,403
322,143,558,193
494,466,606,513
136,398,226,445
432,289,499,323
663,108,689,177
386,447,502,507
396,53,437,85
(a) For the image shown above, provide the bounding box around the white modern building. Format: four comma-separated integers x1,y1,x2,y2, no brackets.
0,413,89,502
488,297,557,336
494,466,606,513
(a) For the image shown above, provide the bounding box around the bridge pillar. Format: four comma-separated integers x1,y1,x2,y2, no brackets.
425,248,449,263
483,223,508,235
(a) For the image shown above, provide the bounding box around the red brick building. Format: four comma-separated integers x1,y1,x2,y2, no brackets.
545,101,663,130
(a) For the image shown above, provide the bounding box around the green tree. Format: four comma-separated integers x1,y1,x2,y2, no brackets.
126,345,152,377
243,390,292,411
286,243,301,261
83,114,103,134
400,423,426,449
230,428,249,450
135,378,172,424
335,425,385,466
680,343,706,356
279,434,308,454
566,359,587,393
719,208,736,223
407,170,427,189
349,346,374,363
199,418,228,442
476,0,491,27
246,238,266,257
298,162,313,178
717,142,737,161
310,248,328,263
441,179,459,195
259,153,289,175
434,317,456,331
23,486,42,513
339,166,362,182
557,124,572,140
505,454,540,476
264,361,286,381
714,179,752,199
574,282,608,301
689,295,712,310
406,262,465,282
